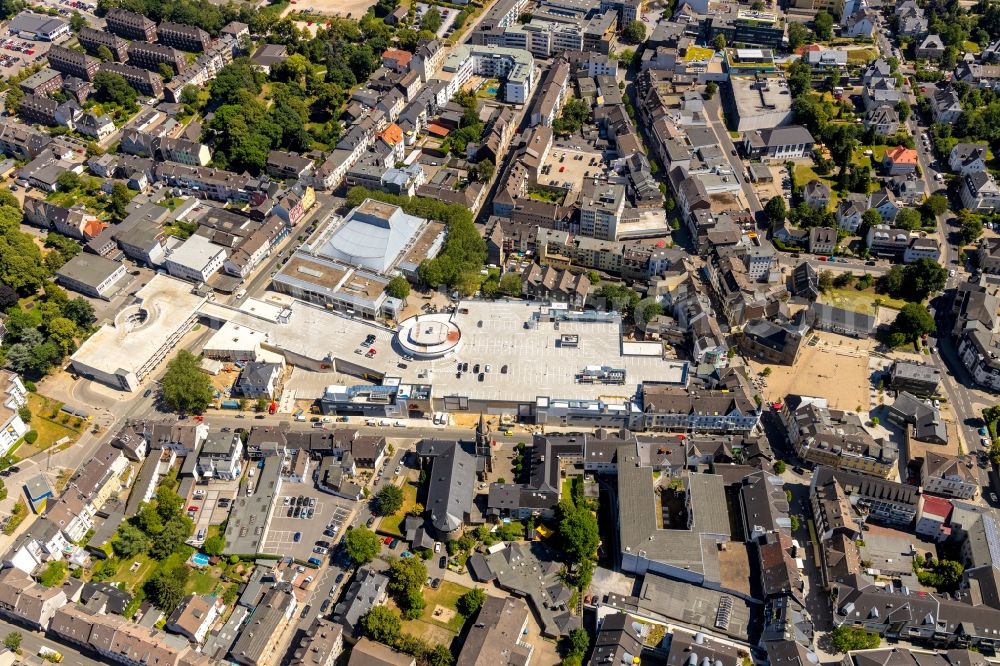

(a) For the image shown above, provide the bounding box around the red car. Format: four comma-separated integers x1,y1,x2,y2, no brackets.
188,506,199,512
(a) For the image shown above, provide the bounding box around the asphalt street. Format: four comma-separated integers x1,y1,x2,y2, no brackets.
0,618,106,666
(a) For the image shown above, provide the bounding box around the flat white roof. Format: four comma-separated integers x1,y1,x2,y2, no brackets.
203,320,269,355
166,234,226,270
71,274,207,377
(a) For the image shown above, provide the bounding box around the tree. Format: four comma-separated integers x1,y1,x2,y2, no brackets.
56,171,80,191
4,85,23,114
764,196,786,224
818,270,834,292
559,506,599,562
109,182,133,222
211,61,263,106
787,21,809,49
145,566,188,613
891,302,936,343
704,81,718,99
712,33,727,50
499,272,522,298
361,606,402,644
69,10,85,31
345,526,381,565
894,208,923,231
773,460,787,474
831,626,880,653
814,10,833,40
421,6,442,32
563,628,591,658
623,20,646,43
203,535,225,557
254,396,268,413
374,484,404,515
112,522,149,559
429,644,453,666
47,317,77,355
961,215,984,244
161,350,214,414
3,632,21,653
386,275,411,300
388,557,428,597
96,44,114,62
457,588,486,617
92,71,138,112
635,298,663,324
63,298,95,328
149,515,194,559
475,158,495,182
0,284,17,310
897,99,911,122
923,194,948,218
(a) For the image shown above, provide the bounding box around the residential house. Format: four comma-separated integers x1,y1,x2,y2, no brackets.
196,432,244,480
234,362,282,399
931,88,963,124
165,594,223,644
808,226,837,255
961,172,1000,212
836,194,868,233
921,451,979,500
916,34,946,60
803,180,831,209
949,143,989,175
887,391,947,444
520,265,590,309
291,618,344,666
882,146,918,175
865,105,900,136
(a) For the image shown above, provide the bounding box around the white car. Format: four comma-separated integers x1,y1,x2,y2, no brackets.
393,420,406,427
949,269,956,277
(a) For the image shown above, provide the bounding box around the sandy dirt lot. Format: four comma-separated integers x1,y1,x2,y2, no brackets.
746,331,876,411
282,0,376,18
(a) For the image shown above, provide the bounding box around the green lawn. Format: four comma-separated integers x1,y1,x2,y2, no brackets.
851,145,888,170
399,581,472,640
847,47,878,64
962,41,981,54
379,481,419,538
23,394,81,454
819,286,907,314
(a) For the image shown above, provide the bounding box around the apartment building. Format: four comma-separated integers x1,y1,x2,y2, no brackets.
0,372,29,457
127,41,188,75
98,61,164,97
105,8,158,41
78,26,129,61
783,395,897,478
579,179,626,240
47,45,99,81
157,20,211,52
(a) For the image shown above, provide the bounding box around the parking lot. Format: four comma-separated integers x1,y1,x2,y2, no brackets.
0,38,53,80
259,481,354,562
186,485,238,546
538,146,609,193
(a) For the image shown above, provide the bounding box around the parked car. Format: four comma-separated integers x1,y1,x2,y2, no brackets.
293,532,302,542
